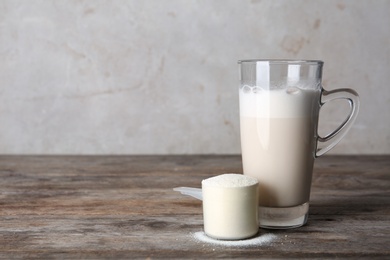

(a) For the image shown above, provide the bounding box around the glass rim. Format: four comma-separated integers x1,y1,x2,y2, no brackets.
238,59,324,65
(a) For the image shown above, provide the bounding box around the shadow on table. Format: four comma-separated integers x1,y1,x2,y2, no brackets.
308,191,387,221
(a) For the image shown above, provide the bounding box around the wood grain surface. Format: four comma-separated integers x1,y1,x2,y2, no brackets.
0,155,389,259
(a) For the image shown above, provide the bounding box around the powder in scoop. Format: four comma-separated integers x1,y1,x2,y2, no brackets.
201,173,259,240
202,173,258,188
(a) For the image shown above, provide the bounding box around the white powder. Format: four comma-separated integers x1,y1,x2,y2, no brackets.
202,173,258,188
192,231,277,247
201,173,259,240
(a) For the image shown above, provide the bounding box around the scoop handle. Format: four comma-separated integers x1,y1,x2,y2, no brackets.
173,187,203,201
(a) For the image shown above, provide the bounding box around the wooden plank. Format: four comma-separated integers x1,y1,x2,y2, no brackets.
0,155,389,258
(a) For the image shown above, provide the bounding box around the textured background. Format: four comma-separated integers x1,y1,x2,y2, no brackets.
0,0,389,155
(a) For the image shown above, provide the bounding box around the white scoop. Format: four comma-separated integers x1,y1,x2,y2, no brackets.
173,187,203,200
174,173,260,240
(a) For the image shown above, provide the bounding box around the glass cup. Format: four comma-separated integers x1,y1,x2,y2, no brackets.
238,60,359,229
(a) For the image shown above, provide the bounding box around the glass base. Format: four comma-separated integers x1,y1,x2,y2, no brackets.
259,202,309,229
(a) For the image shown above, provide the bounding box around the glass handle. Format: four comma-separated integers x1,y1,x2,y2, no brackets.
316,88,360,157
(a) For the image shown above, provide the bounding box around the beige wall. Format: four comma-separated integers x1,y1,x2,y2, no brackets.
0,0,389,154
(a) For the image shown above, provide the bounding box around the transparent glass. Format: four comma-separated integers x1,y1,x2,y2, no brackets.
238,59,359,229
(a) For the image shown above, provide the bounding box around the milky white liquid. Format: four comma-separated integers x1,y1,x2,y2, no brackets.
202,174,259,240
239,87,320,207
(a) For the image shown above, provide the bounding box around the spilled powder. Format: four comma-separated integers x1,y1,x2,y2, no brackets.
192,231,277,247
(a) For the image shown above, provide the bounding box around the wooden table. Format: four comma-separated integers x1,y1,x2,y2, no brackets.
0,155,389,259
